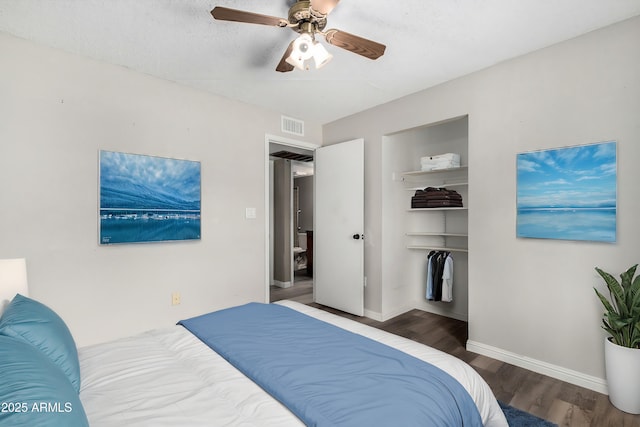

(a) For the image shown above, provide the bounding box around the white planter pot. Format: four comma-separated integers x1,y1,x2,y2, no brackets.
605,337,640,414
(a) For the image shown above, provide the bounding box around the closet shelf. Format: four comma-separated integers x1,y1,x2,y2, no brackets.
408,207,468,212
407,245,468,253
400,166,468,178
405,182,467,191
406,232,468,237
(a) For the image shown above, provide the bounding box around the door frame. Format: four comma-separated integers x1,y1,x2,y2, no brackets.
264,134,319,303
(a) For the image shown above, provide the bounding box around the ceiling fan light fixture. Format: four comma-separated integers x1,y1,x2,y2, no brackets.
295,33,315,59
285,54,306,71
286,33,314,70
210,4,387,73
286,33,333,71
313,42,333,69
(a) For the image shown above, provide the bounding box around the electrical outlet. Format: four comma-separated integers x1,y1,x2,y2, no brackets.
171,292,181,306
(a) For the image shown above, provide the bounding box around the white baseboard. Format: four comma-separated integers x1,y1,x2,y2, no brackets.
415,303,468,322
466,340,608,395
365,303,467,323
272,280,292,289
363,308,384,322
364,304,413,322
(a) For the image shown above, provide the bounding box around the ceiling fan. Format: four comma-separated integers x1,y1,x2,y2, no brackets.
210,0,386,72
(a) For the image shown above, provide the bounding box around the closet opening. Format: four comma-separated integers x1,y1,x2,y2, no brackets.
382,115,469,325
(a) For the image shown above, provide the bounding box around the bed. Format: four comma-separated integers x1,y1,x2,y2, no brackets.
0,294,508,427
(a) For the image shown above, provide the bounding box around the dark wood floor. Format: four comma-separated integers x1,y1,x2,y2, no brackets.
269,276,313,304
270,284,640,427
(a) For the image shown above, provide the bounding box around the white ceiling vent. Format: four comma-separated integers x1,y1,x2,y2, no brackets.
281,116,304,137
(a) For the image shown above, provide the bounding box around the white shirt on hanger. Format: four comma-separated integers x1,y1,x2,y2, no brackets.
441,255,454,302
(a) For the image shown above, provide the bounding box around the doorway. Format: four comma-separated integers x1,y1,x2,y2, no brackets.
265,135,317,304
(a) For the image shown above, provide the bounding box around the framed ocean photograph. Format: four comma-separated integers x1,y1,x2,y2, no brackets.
99,150,201,244
516,141,616,243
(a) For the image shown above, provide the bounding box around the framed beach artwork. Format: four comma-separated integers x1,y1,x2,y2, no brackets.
516,141,616,243
99,150,201,245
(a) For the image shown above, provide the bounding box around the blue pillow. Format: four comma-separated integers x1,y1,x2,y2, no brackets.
0,294,81,393
0,336,89,427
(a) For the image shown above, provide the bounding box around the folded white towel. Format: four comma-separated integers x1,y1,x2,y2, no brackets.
420,153,460,171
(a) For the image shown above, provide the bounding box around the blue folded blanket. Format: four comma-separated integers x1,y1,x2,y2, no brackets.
179,303,482,427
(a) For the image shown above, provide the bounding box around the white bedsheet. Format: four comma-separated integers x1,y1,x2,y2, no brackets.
79,301,507,427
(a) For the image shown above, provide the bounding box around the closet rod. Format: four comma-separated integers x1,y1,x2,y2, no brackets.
406,245,468,253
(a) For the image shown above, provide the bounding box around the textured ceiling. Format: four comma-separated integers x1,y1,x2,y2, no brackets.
1,0,639,124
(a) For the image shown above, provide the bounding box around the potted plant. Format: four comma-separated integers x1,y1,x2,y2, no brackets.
594,264,640,414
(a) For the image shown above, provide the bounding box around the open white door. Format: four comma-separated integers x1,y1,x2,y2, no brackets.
314,138,364,316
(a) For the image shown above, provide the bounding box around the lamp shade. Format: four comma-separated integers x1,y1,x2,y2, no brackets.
286,33,334,71
292,33,314,61
313,43,333,69
285,54,306,71
286,33,316,70
0,258,28,314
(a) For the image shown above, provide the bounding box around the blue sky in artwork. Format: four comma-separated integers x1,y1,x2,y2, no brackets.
100,151,201,210
517,142,616,209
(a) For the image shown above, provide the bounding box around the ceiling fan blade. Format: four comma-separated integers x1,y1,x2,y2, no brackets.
211,7,288,27
276,41,296,73
310,0,340,15
324,29,386,60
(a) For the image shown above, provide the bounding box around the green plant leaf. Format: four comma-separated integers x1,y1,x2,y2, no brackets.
595,265,640,348
620,264,638,288
596,267,626,315
632,290,640,315
631,274,640,315
634,323,640,348
594,288,614,313
621,265,638,309
606,313,631,330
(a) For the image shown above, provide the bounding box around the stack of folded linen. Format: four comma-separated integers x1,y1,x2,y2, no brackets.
411,187,463,208
420,153,460,171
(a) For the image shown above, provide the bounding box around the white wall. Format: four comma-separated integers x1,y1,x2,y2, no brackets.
323,17,640,389
0,32,321,346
